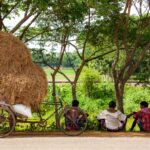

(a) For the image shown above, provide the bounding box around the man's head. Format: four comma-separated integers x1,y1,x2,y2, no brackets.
140,101,148,109
72,99,79,107
109,101,116,109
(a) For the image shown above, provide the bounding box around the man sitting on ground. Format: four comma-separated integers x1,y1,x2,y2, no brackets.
97,101,127,131
130,101,150,132
65,100,88,130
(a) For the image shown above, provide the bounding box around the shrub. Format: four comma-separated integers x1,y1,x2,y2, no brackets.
98,82,115,99
81,67,101,98
124,85,150,113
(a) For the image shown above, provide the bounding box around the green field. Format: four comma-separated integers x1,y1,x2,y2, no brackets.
43,67,75,81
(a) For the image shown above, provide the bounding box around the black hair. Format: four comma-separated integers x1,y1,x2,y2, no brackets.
72,99,79,107
109,101,116,108
140,101,148,108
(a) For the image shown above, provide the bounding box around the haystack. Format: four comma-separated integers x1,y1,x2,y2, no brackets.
0,31,32,74
0,31,48,109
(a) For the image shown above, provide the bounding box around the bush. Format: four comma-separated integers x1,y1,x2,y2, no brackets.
99,82,115,99
81,67,101,98
124,85,150,113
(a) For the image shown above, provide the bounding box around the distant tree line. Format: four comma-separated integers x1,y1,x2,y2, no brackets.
32,50,81,68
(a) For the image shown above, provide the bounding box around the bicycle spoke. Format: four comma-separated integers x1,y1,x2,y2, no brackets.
0,106,16,138
59,107,87,136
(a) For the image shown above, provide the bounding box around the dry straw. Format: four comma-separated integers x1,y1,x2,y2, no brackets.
0,31,48,109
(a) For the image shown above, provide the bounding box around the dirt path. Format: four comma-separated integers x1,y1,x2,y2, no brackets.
1,137,150,150
9,131,150,137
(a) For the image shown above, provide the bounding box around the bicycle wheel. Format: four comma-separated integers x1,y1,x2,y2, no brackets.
59,107,88,136
0,105,16,138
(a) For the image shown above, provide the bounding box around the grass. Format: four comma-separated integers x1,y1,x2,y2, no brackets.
43,67,75,81
126,117,140,131
43,67,111,82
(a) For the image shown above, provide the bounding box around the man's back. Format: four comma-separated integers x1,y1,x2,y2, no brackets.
140,108,150,131
67,107,79,120
97,110,126,130
134,108,150,131
65,107,87,130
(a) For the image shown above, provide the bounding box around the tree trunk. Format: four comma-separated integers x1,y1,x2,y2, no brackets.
71,82,77,100
114,81,125,113
51,74,59,128
0,1,2,31
71,63,85,101
50,34,67,128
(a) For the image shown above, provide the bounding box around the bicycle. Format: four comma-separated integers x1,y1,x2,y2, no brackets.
59,106,88,136
0,94,88,137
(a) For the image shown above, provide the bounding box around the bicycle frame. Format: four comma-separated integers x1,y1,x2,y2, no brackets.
0,96,88,137
16,95,64,126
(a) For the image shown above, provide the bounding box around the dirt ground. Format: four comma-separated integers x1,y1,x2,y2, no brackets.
9,131,150,137
1,131,150,150
1,136,150,150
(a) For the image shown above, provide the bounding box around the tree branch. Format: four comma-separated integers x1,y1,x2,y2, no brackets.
85,50,115,62
0,1,2,31
24,27,62,43
2,21,7,31
2,0,21,20
24,2,30,17
82,8,91,59
19,12,40,40
10,7,36,33
124,42,150,82
37,50,72,83
68,42,82,60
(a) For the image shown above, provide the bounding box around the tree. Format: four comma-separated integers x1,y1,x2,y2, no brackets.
80,0,150,112
111,0,150,112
